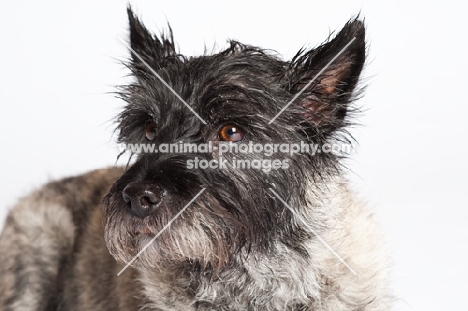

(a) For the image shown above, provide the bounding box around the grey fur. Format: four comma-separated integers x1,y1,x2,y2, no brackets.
0,9,390,311
0,170,390,310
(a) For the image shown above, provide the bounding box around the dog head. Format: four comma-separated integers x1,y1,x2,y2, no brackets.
103,8,365,271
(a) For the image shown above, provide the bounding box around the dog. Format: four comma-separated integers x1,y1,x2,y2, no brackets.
0,8,390,310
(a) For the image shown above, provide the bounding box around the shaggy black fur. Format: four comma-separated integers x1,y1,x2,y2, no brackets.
104,7,366,273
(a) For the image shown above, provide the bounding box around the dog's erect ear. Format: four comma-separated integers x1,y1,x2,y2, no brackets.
287,19,365,129
127,7,176,71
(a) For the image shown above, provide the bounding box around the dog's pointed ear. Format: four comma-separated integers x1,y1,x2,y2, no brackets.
287,19,365,130
127,7,176,71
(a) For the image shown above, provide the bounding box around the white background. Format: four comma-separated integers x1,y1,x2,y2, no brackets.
1,0,467,309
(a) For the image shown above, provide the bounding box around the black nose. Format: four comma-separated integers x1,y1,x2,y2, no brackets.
122,182,163,219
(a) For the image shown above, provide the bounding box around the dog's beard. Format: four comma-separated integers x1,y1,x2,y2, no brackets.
103,194,237,270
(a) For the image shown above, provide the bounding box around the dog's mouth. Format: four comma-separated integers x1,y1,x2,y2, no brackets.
104,195,236,269
134,224,157,236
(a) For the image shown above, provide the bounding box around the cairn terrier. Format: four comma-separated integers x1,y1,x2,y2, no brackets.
0,8,390,311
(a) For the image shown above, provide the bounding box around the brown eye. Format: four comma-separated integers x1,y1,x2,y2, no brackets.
219,124,244,142
145,120,156,141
